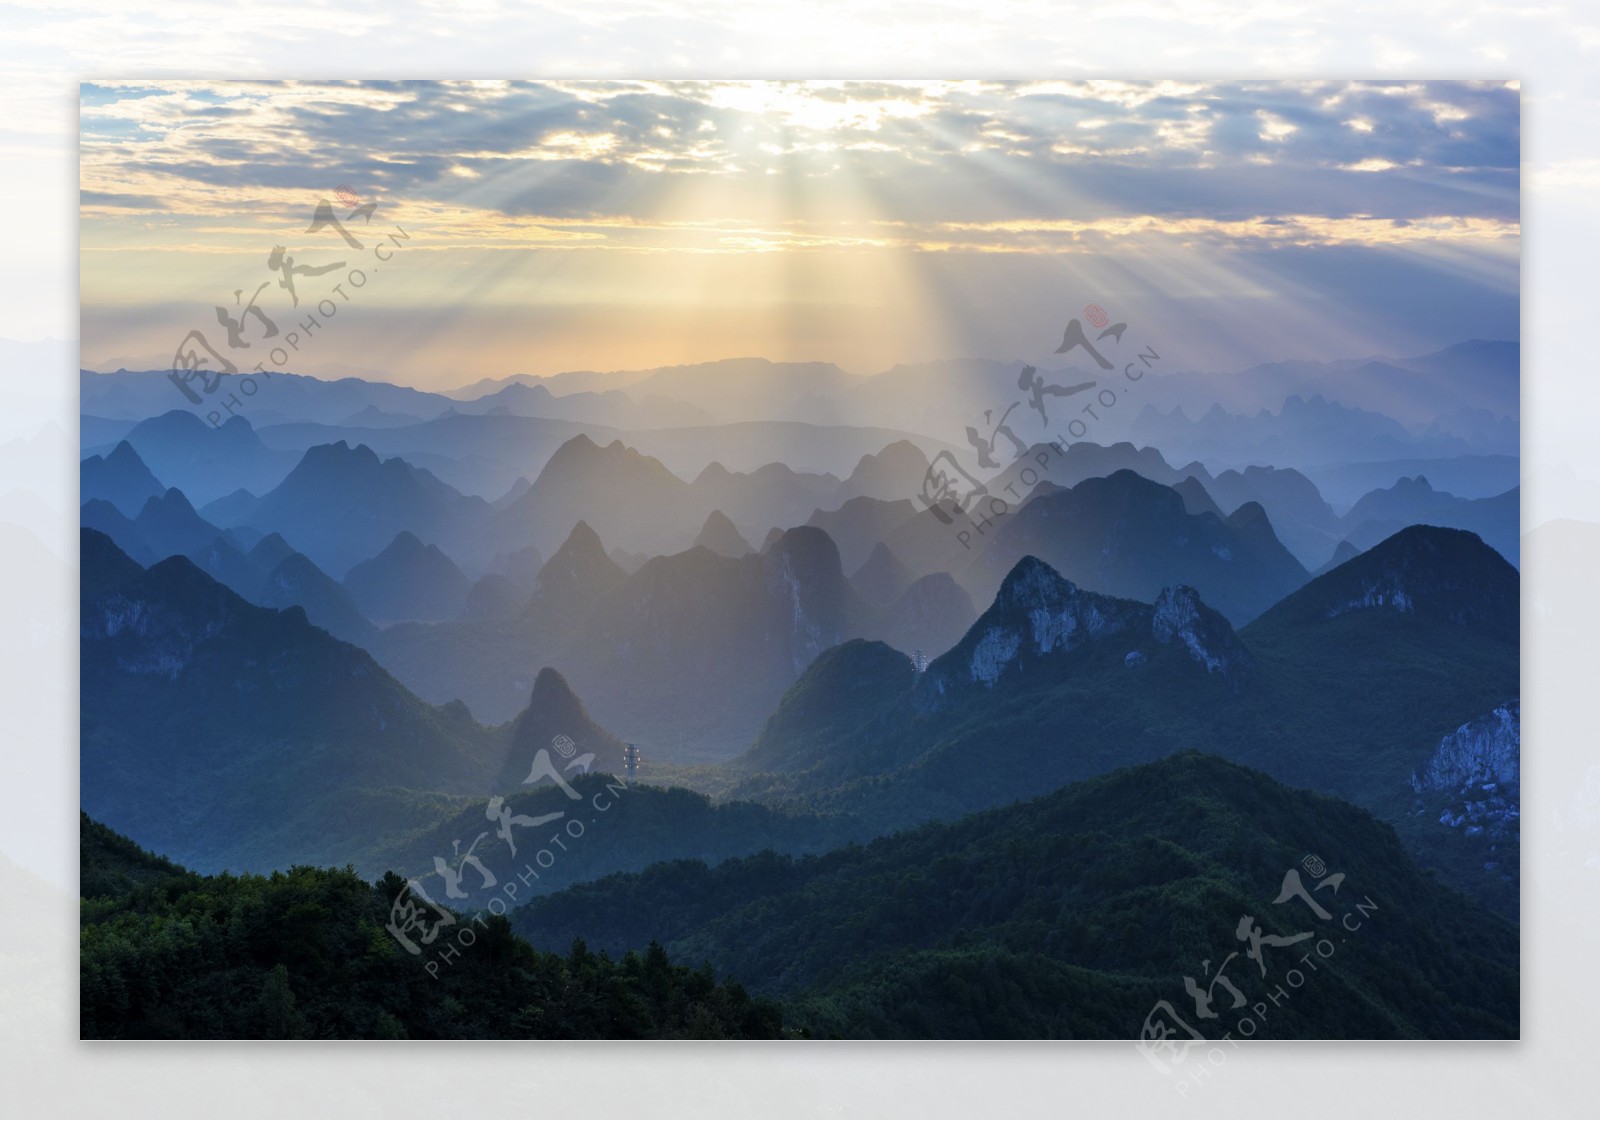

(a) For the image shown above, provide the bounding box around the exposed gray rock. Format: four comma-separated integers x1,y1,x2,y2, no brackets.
1412,702,1520,878
1151,585,1247,675
961,557,1139,688
1411,701,1519,793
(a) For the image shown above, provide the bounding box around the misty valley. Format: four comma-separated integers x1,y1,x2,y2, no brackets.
79,343,1519,1040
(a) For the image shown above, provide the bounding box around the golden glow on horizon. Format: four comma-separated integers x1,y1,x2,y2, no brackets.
78,79,1520,387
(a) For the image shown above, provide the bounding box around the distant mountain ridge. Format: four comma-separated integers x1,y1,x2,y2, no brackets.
199,439,493,577
84,341,1516,472
1129,339,1518,430
79,440,165,516
370,520,879,758
96,411,300,506
1127,391,1512,470
79,529,496,874
342,531,471,622
960,469,1309,624
730,525,1518,915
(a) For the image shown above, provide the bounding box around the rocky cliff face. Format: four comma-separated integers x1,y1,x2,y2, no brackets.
958,556,1142,688
1249,524,1518,643
1151,585,1249,675
1412,701,1520,793
85,558,237,680
1326,573,1415,618
764,525,861,673
1410,701,1520,878
924,556,1247,698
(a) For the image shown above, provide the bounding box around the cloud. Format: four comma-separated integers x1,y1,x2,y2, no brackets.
77,79,1520,384
79,80,1520,241
79,190,167,210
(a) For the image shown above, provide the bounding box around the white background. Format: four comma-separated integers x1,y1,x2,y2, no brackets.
1,2,1594,1117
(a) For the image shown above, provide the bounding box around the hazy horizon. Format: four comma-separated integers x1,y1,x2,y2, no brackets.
79,336,1519,398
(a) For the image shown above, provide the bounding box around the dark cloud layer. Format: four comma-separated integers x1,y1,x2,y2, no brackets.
82,80,1520,228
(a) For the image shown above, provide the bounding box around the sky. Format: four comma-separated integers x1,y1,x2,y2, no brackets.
79,79,1520,389
3,11,1598,1112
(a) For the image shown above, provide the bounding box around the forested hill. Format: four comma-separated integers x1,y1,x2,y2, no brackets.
79,813,783,1040
516,754,1519,1039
